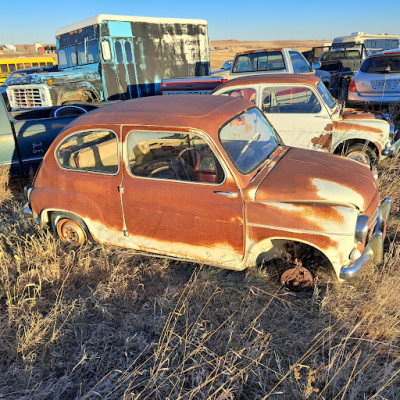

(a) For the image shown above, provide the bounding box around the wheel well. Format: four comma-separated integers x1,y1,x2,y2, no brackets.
49,211,94,242
333,140,379,157
256,239,335,277
60,89,98,105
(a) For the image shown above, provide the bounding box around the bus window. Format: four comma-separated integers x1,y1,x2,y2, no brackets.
17,63,23,69
46,62,53,66
0,65,7,73
40,62,46,67
32,63,39,67
9,64,16,72
24,63,32,68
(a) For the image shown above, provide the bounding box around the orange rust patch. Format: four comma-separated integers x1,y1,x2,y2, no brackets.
311,133,332,151
324,123,333,132
248,225,338,251
333,121,383,134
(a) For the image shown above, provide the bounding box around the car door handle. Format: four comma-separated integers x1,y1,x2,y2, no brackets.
213,191,238,198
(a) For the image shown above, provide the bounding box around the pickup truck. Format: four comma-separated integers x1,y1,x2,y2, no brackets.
0,94,102,175
161,48,331,95
306,43,369,101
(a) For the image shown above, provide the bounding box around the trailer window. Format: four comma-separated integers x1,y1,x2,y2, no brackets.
115,41,123,63
125,42,133,63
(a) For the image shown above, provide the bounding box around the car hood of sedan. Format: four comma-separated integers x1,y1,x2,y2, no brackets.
255,147,377,212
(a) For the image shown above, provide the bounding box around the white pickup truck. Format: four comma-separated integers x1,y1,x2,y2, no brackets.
160,48,331,95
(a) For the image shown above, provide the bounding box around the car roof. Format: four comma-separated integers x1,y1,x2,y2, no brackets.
65,95,254,137
213,73,320,91
368,49,400,58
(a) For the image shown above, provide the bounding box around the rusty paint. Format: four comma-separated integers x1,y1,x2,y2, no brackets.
29,96,383,280
332,120,383,134
311,133,333,151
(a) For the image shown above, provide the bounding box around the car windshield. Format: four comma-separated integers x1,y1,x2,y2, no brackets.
360,55,400,74
219,107,280,174
317,81,336,109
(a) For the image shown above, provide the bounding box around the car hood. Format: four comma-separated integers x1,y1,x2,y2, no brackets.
255,147,377,212
6,68,101,86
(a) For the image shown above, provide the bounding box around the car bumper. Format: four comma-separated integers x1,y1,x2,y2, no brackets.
339,198,391,280
383,137,400,156
348,91,400,106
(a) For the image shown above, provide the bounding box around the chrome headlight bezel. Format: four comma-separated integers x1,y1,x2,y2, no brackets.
355,214,369,244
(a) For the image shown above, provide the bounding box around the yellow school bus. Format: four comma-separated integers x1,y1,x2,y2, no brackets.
0,57,55,84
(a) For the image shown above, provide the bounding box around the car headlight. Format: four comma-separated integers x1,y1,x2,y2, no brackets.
355,214,369,244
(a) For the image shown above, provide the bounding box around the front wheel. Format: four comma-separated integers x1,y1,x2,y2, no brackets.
345,144,377,167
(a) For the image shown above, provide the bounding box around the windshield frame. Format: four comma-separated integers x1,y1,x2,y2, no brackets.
317,81,336,109
218,106,281,175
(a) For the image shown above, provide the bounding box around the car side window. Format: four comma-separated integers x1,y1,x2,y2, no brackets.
262,86,321,114
56,130,119,174
289,51,312,73
126,131,224,184
219,87,256,104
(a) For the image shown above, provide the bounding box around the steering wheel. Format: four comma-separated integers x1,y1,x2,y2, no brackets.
178,148,202,181
149,165,179,180
236,131,261,165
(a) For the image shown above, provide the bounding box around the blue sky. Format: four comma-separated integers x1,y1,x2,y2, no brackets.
1,0,399,44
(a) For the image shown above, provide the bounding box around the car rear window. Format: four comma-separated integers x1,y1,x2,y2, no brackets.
360,56,400,74
232,51,285,73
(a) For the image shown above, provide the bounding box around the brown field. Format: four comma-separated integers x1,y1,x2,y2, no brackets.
1,134,400,398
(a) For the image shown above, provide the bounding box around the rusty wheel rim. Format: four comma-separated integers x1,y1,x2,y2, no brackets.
281,266,314,292
57,219,86,246
346,151,370,166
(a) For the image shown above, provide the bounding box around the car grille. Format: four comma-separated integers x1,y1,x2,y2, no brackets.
11,87,44,107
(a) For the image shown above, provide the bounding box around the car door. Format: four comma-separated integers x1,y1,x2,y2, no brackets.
121,127,245,268
260,84,332,151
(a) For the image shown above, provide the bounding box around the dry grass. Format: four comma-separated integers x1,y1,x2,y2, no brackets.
1,155,400,399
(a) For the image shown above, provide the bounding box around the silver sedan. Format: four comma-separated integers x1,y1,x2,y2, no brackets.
348,49,400,109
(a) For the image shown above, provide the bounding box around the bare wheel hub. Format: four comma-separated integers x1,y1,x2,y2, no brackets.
56,219,86,246
281,266,314,292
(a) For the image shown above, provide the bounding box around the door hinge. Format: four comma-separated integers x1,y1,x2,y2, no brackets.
118,186,124,194
123,230,129,237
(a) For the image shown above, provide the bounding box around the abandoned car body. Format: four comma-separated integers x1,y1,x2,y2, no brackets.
24,96,391,287
213,74,400,166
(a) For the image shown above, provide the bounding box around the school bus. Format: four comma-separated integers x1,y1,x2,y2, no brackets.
0,57,55,84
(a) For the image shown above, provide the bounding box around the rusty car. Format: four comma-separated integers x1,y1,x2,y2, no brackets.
24,95,391,290
212,74,400,167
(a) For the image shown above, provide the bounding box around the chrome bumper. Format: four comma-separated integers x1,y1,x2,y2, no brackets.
382,138,400,156
24,202,33,216
340,198,391,280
